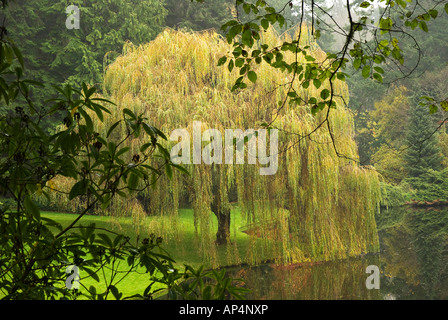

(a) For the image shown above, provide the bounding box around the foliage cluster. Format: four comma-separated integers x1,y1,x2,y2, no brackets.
380,182,411,208
404,168,448,202
4,0,448,300
1,0,167,112
341,1,448,203
380,168,448,207
164,0,234,32
80,27,382,267
0,3,246,300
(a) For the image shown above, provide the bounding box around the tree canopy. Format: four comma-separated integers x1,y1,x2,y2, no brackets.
3,0,448,301
1,0,167,105
82,27,383,266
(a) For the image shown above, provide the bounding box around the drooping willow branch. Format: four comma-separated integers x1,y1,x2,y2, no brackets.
223,0,442,161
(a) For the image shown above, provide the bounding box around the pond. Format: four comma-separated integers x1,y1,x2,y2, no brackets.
228,206,448,300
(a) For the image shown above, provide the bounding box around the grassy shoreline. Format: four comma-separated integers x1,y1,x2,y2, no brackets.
40,208,255,298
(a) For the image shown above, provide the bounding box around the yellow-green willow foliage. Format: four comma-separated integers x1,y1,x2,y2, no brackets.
52,26,381,267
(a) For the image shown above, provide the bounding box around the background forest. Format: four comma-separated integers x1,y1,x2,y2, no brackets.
1,0,448,301
2,0,447,208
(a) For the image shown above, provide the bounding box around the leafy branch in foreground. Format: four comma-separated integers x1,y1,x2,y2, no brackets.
203,0,448,160
0,11,246,300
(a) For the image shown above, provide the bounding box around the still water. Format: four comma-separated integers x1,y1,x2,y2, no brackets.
229,206,448,300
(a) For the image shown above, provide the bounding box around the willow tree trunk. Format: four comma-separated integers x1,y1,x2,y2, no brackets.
211,166,230,246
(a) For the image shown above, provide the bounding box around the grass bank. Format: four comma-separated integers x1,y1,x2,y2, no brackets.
41,207,255,298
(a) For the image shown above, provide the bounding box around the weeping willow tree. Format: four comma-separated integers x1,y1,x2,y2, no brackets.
44,26,381,267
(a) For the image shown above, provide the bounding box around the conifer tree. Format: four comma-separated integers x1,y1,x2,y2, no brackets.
2,0,167,104
404,98,442,177
164,0,233,32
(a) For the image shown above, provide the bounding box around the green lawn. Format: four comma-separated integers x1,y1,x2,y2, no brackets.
41,207,258,298
42,206,253,265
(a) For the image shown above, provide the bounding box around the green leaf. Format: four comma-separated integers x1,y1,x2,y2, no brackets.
429,104,438,114
157,143,170,159
429,9,438,19
165,163,173,180
12,45,24,68
24,195,40,221
4,45,13,64
277,14,285,28
353,59,361,70
247,70,257,83
113,234,124,247
320,89,330,100
107,120,121,138
410,18,418,30
440,100,448,111
142,123,167,140
336,72,346,81
203,286,212,299
97,233,113,247
108,141,117,156
91,97,116,106
419,21,428,32
140,143,152,153
41,217,62,231
88,185,103,203
171,163,190,175
115,146,130,159
304,54,315,62
227,24,242,44
362,65,371,78
379,17,393,31
91,104,104,122
372,73,383,83
228,59,234,72
221,19,239,31
78,108,94,132
23,79,44,87
127,171,139,189
69,180,88,200
109,285,122,300
123,108,136,119
83,267,100,282
373,66,384,74
101,194,111,211
243,3,251,14
261,19,269,30
217,56,227,66
152,125,168,140
359,1,371,8
302,80,310,89
235,57,245,67
241,29,253,47
89,286,97,297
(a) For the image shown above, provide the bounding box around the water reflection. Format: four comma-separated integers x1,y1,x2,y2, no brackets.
378,206,448,300
229,207,448,300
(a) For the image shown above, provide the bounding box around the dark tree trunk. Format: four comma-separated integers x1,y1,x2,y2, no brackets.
214,204,231,245
211,166,230,246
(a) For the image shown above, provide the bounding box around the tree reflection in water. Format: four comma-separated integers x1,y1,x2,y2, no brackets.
227,207,448,300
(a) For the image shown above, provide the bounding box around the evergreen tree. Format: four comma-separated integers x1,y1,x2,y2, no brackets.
404,98,442,177
1,0,167,105
164,0,233,33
